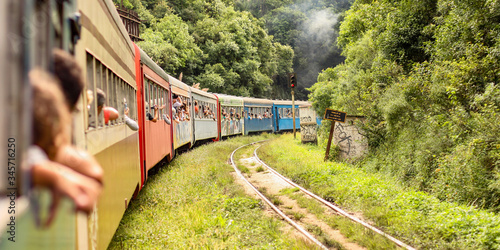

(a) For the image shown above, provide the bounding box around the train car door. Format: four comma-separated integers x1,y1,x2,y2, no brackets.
274,106,280,132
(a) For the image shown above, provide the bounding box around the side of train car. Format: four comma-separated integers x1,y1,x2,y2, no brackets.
0,0,319,249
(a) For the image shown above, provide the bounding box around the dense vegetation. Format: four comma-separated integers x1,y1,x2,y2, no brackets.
116,0,350,99
309,0,500,210
116,0,294,98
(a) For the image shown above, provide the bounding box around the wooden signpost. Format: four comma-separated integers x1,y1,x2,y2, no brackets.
323,109,347,161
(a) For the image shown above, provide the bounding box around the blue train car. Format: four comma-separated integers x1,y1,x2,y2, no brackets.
242,97,274,135
272,100,302,132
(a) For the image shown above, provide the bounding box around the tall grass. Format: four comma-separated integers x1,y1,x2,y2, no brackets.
109,134,319,249
259,133,500,249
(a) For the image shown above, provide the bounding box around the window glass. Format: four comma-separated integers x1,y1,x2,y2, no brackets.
110,73,117,124
133,86,137,120
119,79,125,124
106,70,113,125
95,61,104,127
149,81,153,109
160,88,164,119
166,90,170,119
144,78,149,118
86,53,96,129
126,85,132,120
154,84,158,109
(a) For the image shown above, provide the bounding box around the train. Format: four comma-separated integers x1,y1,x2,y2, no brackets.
0,0,316,249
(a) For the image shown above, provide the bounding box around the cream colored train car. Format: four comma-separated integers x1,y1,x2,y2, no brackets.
75,0,141,249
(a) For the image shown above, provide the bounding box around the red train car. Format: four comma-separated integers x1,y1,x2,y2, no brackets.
135,44,174,187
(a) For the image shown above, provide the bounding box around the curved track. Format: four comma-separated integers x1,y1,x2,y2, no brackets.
252,144,415,250
229,140,329,250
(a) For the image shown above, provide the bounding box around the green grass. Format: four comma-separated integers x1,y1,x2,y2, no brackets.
258,187,283,206
285,210,305,221
259,133,500,249
305,224,344,249
109,134,320,249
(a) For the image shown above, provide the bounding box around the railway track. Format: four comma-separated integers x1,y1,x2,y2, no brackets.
230,140,415,250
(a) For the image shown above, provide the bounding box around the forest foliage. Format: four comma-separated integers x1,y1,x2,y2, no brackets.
117,0,294,98
309,0,500,210
116,0,350,99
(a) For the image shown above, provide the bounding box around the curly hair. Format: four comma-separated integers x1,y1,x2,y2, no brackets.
52,49,84,111
31,69,71,160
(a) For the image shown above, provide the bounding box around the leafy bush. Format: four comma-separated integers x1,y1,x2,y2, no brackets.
309,0,500,210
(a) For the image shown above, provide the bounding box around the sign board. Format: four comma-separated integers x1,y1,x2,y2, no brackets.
323,109,347,161
324,109,346,123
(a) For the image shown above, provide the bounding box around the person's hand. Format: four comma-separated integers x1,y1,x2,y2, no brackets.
31,160,102,226
124,107,130,116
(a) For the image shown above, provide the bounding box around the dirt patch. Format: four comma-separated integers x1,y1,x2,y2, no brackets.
233,156,366,250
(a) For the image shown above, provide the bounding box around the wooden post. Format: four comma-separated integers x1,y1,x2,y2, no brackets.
292,89,296,139
324,121,335,161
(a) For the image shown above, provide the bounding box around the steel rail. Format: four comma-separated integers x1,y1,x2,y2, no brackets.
254,145,416,250
229,140,329,250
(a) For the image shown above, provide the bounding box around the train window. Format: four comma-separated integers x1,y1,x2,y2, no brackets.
162,88,167,119
105,69,112,125
144,78,149,117
101,65,107,106
166,90,170,118
86,53,96,129
119,78,125,124
126,84,132,120
159,88,164,119
164,89,168,119
120,79,126,124
103,67,110,125
34,0,51,68
95,61,104,127
154,84,158,109
133,86,137,120
149,80,153,109
110,72,117,124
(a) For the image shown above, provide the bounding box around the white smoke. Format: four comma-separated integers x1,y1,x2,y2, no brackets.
296,8,341,88
301,9,339,47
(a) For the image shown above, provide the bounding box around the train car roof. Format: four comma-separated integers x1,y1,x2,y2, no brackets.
215,94,244,106
190,86,216,100
104,0,135,54
273,99,311,105
139,47,170,83
169,75,190,97
242,97,274,106
296,100,311,106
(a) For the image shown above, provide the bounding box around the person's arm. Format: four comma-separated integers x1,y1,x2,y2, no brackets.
124,108,139,131
54,145,103,183
31,160,102,219
162,114,171,125
25,146,102,225
150,106,159,122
